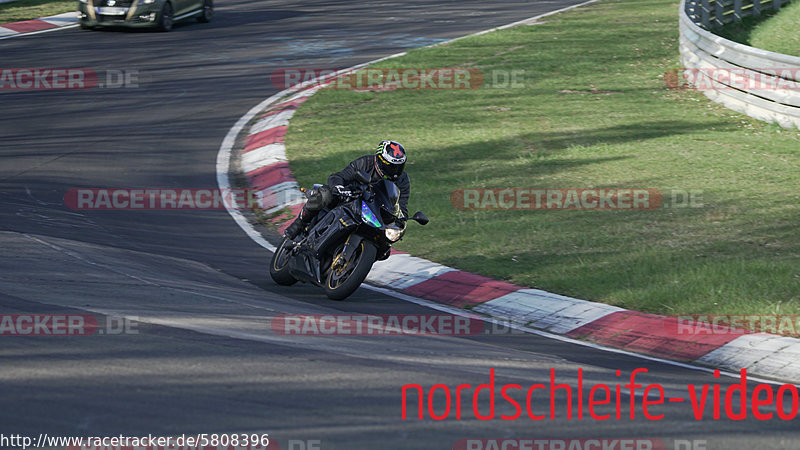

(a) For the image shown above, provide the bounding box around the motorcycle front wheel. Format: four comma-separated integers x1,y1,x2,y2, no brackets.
269,238,298,286
325,239,377,300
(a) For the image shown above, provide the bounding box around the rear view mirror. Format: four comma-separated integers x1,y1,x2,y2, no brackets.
411,211,429,225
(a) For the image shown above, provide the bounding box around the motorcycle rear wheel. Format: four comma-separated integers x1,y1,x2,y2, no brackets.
269,238,298,286
325,240,377,300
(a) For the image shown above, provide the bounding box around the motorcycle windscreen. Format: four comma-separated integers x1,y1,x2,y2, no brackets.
374,179,402,223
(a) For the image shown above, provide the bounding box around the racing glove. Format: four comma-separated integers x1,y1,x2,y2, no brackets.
331,185,353,197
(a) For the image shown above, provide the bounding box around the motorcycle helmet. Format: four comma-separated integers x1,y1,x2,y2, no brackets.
375,140,406,181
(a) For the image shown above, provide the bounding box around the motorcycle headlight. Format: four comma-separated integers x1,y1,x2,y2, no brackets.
360,201,382,228
384,226,404,243
137,0,156,4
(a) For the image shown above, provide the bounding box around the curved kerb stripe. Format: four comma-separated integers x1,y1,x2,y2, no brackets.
0,12,78,39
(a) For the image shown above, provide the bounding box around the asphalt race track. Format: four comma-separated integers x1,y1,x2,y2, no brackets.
1,1,799,449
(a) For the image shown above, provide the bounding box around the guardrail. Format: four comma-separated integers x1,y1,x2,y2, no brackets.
679,0,800,129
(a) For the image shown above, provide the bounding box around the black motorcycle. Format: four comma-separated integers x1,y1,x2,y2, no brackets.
269,170,429,300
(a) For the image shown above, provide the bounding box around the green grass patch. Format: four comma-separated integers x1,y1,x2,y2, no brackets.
717,1,800,56
284,0,800,319
0,0,74,24
749,1,800,56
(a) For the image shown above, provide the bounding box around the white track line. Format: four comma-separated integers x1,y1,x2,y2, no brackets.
0,24,79,40
362,284,794,387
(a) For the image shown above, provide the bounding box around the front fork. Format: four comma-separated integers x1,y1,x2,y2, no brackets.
335,233,365,269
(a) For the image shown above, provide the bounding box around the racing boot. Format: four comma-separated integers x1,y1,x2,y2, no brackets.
284,208,312,240
284,185,331,240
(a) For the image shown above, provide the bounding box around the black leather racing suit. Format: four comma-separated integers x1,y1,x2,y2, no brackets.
285,155,410,238
328,155,410,220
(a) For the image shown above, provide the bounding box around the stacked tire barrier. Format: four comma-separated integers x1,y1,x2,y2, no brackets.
679,0,800,129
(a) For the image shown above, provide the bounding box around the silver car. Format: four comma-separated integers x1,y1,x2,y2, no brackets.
77,0,212,31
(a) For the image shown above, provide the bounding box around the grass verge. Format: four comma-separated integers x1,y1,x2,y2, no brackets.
0,0,74,24
284,0,800,320
748,0,800,56
717,1,800,56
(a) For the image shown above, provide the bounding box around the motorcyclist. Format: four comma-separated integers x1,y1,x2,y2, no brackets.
284,140,410,240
